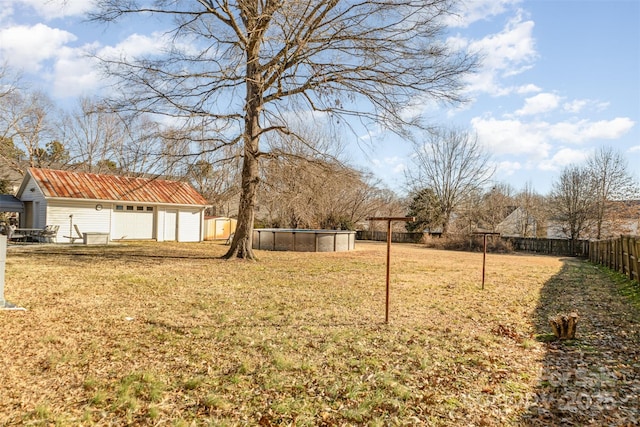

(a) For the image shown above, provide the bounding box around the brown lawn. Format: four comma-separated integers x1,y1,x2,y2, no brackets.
0,240,638,426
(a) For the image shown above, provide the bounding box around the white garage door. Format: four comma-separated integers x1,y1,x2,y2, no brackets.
178,210,201,242
113,205,155,240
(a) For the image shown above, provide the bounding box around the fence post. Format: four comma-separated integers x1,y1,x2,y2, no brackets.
634,237,640,283
631,237,639,283
620,236,633,279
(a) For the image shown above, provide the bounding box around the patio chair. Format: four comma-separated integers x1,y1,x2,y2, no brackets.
6,225,24,242
39,225,60,243
63,224,83,243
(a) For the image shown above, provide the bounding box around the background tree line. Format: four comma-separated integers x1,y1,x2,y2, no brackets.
405,128,639,242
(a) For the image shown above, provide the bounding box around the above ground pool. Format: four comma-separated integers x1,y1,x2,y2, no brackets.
252,229,356,252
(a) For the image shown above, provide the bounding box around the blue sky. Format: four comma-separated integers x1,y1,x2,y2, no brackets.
1,0,638,195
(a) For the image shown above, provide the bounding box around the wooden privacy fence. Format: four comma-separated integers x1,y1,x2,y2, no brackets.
589,235,640,284
506,237,590,257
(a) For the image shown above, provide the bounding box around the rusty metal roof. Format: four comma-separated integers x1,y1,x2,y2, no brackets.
29,168,209,206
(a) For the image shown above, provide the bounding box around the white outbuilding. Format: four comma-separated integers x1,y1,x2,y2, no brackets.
16,168,210,243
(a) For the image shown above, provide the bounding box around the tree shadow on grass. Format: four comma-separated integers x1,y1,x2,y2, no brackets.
521,257,640,425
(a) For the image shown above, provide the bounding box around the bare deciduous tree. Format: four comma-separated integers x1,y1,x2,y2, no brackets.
586,147,638,239
514,182,546,237
185,146,242,217
550,165,595,241
259,128,381,230
407,128,494,235
0,88,60,170
92,0,477,259
62,97,126,173
479,183,514,232
260,158,360,229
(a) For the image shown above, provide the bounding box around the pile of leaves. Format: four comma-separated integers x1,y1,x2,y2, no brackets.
0,241,637,425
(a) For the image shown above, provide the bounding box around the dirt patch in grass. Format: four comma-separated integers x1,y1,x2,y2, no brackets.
1,241,638,425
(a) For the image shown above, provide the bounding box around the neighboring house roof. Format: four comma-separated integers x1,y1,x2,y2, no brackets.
22,168,209,206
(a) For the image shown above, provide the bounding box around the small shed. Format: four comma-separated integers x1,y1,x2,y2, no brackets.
203,216,237,240
16,168,210,243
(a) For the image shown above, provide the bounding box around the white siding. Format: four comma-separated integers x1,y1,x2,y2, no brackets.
17,176,47,228
48,201,112,243
17,176,44,203
178,210,202,242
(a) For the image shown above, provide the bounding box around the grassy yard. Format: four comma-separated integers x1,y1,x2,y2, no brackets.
1,241,638,426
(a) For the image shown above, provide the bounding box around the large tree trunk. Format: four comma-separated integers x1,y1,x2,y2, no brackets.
224,38,262,260
223,101,261,260
223,141,259,260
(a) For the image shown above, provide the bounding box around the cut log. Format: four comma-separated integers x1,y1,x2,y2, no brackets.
549,312,579,340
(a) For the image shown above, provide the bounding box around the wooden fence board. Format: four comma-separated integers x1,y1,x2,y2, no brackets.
590,235,640,284
507,237,590,257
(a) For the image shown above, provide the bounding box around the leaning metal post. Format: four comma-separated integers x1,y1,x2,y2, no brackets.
367,217,415,324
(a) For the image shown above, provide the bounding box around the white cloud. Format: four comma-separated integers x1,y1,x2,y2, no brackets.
473,115,635,156
562,99,610,114
393,162,406,174
548,118,635,143
371,156,406,175
562,99,589,114
0,4,14,22
455,12,538,96
98,32,169,62
0,23,76,72
446,0,523,28
515,84,541,94
471,116,552,158
628,145,640,153
538,148,590,171
515,92,562,116
495,160,522,176
474,14,537,74
51,44,103,98
0,22,172,99
9,0,91,19
50,32,174,98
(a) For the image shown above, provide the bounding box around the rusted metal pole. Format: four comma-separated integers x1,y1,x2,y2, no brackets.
482,233,487,290
368,216,415,324
472,231,500,290
385,219,392,323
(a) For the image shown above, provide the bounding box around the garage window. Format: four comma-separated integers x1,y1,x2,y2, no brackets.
115,205,155,212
